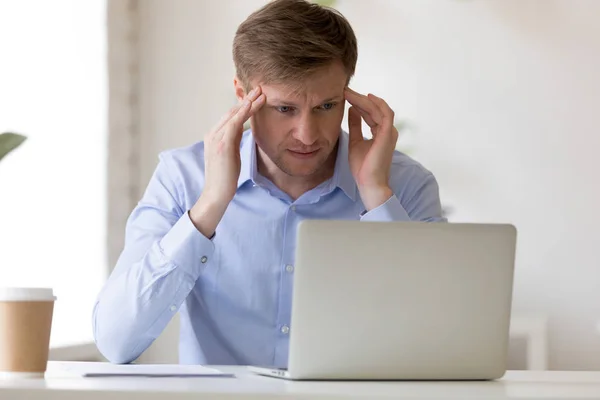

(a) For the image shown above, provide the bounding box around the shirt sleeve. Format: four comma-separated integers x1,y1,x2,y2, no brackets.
360,170,446,223
92,152,214,364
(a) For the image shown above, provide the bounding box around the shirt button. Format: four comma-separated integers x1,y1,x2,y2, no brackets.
170,305,177,312
281,325,290,334
291,205,296,212
285,264,294,273
201,256,208,263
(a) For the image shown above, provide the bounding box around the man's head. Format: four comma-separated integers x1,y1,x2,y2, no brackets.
233,0,358,179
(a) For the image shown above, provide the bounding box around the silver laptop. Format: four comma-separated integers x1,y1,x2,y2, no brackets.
249,220,517,380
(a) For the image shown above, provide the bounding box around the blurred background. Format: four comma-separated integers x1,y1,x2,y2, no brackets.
1,0,599,370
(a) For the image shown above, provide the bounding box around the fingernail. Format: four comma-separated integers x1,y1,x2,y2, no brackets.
243,98,251,106
249,88,257,96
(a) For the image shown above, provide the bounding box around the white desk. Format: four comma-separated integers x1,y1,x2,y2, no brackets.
1,362,600,399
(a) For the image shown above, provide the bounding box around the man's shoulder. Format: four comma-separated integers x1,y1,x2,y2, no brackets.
150,141,208,204
153,132,252,187
158,131,251,168
389,149,437,190
391,150,434,176
158,140,206,168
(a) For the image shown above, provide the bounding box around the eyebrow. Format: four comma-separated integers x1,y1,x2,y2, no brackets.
267,96,344,107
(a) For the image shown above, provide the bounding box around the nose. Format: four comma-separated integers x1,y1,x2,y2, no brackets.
292,114,319,146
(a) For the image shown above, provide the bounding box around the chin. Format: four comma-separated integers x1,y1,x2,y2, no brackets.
278,158,325,178
286,168,322,178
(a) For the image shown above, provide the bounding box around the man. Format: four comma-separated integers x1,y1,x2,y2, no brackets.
93,0,445,367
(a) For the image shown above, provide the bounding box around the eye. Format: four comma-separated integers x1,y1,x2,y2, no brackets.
277,106,293,113
320,102,336,111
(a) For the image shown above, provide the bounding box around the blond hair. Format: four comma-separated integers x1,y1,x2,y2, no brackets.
233,0,358,90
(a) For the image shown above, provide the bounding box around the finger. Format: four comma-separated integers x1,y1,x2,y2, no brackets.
367,93,394,126
347,106,364,145
344,87,384,125
249,93,266,115
353,104,377,128
212,106,239,135
367,93,399,148
225,93,266,143
215,86,262,134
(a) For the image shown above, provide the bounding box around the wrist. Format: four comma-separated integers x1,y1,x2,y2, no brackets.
358,185,393,212
189,194,230,238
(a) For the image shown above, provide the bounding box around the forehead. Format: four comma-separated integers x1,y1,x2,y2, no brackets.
259,62,348,103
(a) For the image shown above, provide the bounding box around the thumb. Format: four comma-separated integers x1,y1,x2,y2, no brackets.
347,106,363,145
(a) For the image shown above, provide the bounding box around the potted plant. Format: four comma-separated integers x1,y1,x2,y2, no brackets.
0,132,26,162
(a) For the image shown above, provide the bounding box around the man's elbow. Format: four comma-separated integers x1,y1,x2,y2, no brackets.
93,328,144,364
92,304,142,364
95,340,139,364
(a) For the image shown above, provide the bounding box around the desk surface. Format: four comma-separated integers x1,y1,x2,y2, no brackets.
1,362,600,399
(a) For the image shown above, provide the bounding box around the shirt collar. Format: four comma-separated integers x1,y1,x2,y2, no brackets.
237,130,257,189
236,129,357,201
329,130,357,201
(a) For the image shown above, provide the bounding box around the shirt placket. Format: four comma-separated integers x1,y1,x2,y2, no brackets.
272,201,300,367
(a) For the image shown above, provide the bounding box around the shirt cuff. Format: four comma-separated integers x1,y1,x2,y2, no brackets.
360,195,411,222
158,212,216,276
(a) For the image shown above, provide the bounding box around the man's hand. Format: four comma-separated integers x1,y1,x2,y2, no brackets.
344,87,398,211
190,87,266,238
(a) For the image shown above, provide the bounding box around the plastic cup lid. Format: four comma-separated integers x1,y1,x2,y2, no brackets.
0,287,56,302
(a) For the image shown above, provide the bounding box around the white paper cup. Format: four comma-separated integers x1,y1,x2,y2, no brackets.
0,288,56,378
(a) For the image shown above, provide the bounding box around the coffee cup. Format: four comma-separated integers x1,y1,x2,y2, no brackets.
0,287,56,378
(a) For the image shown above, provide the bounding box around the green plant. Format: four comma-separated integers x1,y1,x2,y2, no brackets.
312,0,337,6
0,132,27,163
394,120,415,155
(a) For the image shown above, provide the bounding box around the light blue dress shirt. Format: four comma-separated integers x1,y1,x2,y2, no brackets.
93,130,445,366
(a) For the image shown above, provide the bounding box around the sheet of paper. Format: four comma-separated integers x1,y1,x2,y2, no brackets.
61,362,234,378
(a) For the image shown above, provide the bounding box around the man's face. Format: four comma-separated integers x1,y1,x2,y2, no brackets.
245,62,347,178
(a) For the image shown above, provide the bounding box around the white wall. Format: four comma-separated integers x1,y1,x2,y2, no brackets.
0,0,107,348
134,0,600,369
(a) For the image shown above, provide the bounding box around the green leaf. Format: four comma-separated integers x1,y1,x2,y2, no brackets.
313,0,337,7
0,132,27,162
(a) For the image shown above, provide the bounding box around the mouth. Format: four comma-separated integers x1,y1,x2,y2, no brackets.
287,149,320,159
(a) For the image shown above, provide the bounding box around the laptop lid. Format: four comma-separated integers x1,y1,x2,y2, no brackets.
287,221,517,380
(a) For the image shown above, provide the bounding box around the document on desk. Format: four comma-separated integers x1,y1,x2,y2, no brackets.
61,362,234,378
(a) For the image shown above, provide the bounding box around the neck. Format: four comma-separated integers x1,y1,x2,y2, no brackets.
256,144,338,201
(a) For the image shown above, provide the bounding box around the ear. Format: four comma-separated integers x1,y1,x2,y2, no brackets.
233,76,246,101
